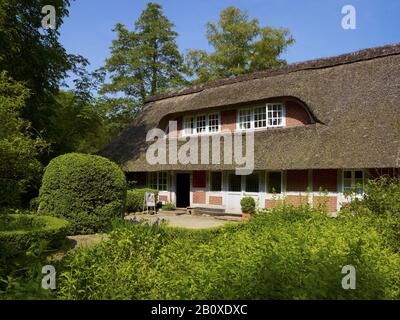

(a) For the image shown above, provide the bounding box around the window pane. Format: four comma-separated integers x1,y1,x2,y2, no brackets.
344,171,352,179
228,173,241,192
149,172,158,190
355,170,363,179
210,172,222,191
196,115,207,133
343,179,352,190
267,172,282,193
254,106,266,128
267,104,283,127
239,109,251,129
208,113,219,133
184,117,195,135
159,172,168,191
246,173,259,192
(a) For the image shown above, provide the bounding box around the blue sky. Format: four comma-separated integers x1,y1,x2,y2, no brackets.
59,0,400,79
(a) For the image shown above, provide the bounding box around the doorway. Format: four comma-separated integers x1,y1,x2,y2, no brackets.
176,173,191,208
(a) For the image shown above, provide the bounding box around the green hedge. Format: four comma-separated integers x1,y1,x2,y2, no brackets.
0,214,69,255
57,205,400,299
38,153,127,235
126,188,159,213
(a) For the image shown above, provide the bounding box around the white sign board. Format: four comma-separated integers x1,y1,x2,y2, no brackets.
144,192,156,207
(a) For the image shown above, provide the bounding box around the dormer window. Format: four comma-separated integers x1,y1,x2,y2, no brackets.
196,115,207,133
254,106,267,128
184,116,195,135
183,113,220,136
267,103,284,127
238,103,286,130
208,113,220,132
239,109,252,129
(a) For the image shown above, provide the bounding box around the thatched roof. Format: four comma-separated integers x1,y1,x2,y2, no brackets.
100,43,400,172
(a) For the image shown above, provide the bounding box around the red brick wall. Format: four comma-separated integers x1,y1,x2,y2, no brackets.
209,196,223,206
193,191,206,204
313,196,337,212
286,195,308,207
265,199,284,209
221,110,236,132
313,169,337,192
286,101,311,127
287,170,309,191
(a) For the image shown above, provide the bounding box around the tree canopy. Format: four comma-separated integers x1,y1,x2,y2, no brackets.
100,2,187,115
186,6,295,83
0,72,47,206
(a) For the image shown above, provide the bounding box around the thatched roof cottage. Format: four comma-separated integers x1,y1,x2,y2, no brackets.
101,43,400,213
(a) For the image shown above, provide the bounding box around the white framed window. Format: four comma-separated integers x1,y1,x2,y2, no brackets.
245,172,260,193
208,113,220,133
238,109,252,129
183,113,220,136
183,116,195,135
210,171,222,191
254,106,267,128
266,171,282,194
237,103,286,130
228,173,242,192
196,115,207,133
267,103,284,127
343,170,364,194
148,172,168,191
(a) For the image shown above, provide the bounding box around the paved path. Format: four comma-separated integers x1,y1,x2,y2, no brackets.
126,212,239,229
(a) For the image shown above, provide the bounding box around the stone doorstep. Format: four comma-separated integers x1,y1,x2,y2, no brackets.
214,215,243,222
191,207,241,218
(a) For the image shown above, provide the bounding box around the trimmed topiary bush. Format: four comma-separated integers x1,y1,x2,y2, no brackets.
126,188,159,213
240,196,256,214
0,214,69,256
38,153,127,234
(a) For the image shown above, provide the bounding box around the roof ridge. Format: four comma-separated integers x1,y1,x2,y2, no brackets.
146,43,400,103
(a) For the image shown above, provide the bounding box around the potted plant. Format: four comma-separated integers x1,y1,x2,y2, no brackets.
240,196,256,220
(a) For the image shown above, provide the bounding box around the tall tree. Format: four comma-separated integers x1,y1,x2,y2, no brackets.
0,72,47,206
0,0,88,160
100,2,187,115
186,6,295,83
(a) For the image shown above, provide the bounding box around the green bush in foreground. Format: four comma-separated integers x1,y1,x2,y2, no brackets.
342,177,400,250
162,202,176,211
57,205,400,300
126,188,159,213
0,214,69,256
38,153,127,235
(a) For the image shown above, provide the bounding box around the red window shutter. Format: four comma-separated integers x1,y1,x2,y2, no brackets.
193,171,206,188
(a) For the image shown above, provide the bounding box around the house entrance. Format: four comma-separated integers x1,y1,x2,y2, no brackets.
176,173,190,208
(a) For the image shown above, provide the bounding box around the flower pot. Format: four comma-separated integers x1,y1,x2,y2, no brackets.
242,212,252,221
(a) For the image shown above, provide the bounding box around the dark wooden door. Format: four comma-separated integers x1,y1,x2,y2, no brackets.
176,173,190,208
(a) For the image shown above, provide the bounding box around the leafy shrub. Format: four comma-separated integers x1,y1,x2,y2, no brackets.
0,72,47,208
341,177,400,250
29,197,39,212
126,188,159,213
162,202,176,211
347,177,400,216
240,196,255,214
0,239,56,300
57,205,400,300
0,214,69,256
38,153,127,235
